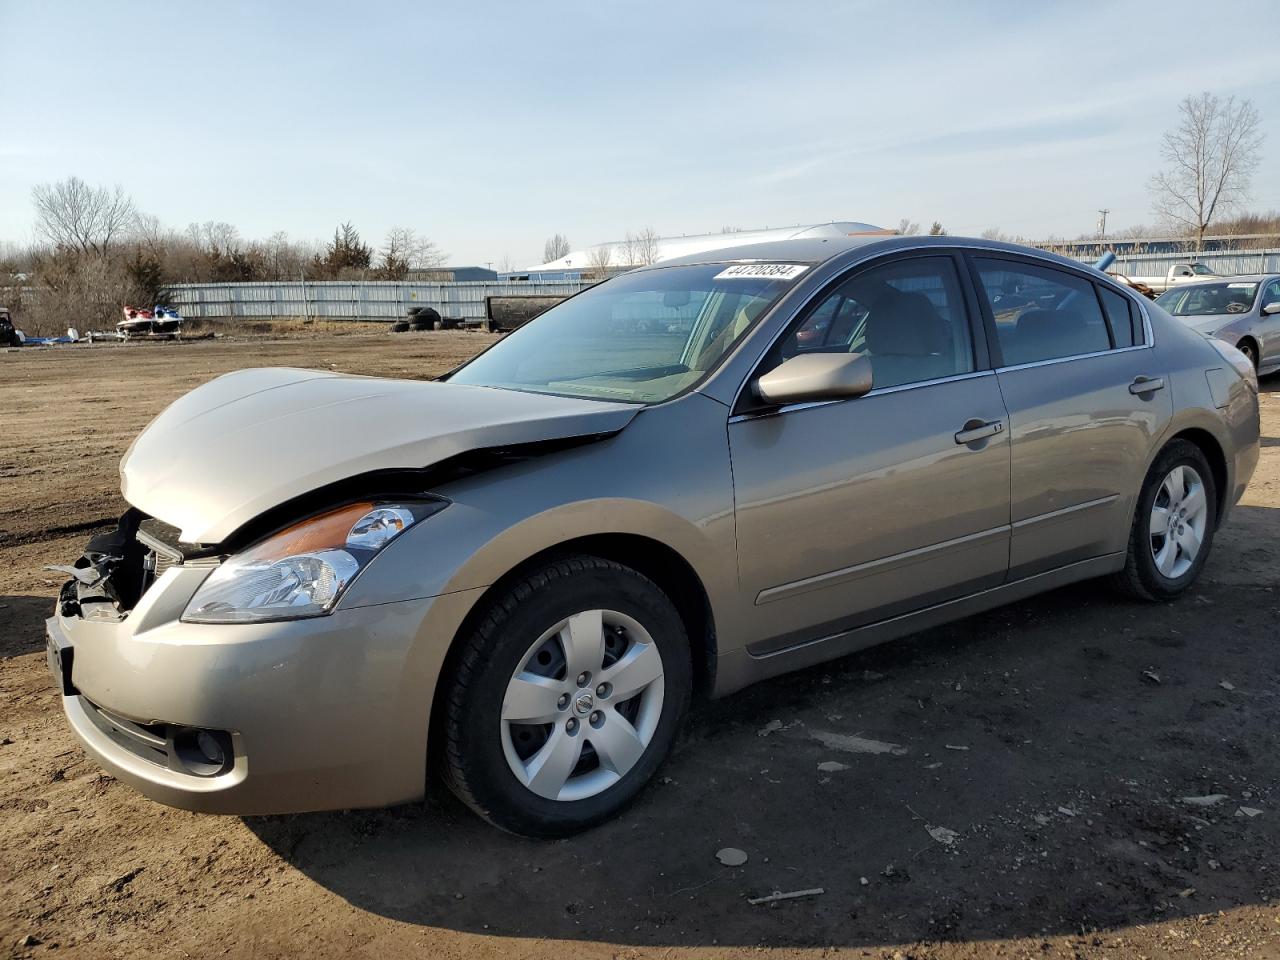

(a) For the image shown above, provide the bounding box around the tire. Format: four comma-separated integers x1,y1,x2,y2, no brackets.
1109,439,1217,601
1236,339,1258,371
407,307,424,318
417,307,441,328
409,320,430,331
431,319,445,331
391,321,410,333
441,556,691,837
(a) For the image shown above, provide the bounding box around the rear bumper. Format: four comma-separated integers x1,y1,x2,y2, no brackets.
46,574,485,815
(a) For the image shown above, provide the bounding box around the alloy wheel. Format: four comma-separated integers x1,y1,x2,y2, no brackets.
500,609,665,802
1149,464,1209,579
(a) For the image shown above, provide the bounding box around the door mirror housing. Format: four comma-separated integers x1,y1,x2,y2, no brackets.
1262,301,1280,316
754,352,874,405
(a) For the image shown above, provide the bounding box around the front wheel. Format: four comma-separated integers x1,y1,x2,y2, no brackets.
1110,439,1217,601
441,557,691,837
1236,340,1258,371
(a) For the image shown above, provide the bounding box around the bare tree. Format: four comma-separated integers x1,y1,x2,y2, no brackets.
378,227,447,279
1150,92,1264,251
981,227,1010,241
928,221,947,236
497,253,516,274
620,233,638,267
630,227,662,266
543,233,571,263
587,244,613,275
31,176,136,256
186,220,242,256
896,218,920,236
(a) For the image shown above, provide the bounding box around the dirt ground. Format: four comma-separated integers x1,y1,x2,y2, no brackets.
2,331,1279,960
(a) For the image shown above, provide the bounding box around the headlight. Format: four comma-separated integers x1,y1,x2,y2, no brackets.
182,500,445,623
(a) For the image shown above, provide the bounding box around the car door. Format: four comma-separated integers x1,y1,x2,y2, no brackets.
1258,278,1280,368
728,252,1011,653
968,254,1173,580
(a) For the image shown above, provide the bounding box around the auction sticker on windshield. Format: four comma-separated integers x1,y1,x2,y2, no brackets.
713,264,809,281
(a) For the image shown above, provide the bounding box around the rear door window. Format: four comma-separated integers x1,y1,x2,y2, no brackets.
973,258,1112,366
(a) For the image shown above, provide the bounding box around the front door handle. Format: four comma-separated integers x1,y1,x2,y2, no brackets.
1129,376,1165,395
954,419,1004,445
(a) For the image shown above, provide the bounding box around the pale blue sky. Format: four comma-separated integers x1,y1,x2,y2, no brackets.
3,0,1279,267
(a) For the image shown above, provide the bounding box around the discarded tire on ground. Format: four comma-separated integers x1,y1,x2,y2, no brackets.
416,307,442,329
391,320,410,333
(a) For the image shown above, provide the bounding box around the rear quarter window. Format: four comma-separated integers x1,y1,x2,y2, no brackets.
1097,286,1140,348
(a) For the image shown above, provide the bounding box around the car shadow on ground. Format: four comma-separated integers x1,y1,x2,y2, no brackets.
245,503,1280,949
0,596,51,658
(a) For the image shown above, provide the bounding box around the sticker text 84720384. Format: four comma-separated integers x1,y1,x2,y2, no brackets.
713,264,809,282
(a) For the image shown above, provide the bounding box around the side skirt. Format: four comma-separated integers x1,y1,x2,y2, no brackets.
713,552,1126,697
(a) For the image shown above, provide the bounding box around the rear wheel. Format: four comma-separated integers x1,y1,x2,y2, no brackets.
1110,439,1217,601
441,557,690,837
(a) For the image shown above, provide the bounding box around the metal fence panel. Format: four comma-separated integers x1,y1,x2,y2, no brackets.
1068,249,1280,276
168,280,594,321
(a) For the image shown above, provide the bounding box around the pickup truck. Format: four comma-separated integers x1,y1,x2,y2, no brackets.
1121,262,1219,295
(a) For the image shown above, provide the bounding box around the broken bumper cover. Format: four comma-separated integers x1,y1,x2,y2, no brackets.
46,564,484,815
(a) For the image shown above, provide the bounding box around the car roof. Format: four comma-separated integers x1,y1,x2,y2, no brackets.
650,235,890,268
644,234,1111,274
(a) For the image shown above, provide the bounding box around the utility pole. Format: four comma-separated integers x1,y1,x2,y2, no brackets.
1096,208,1110,243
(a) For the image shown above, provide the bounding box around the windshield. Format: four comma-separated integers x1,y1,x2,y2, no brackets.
447,263,804,403
1156,282,1259,317
1191,263,1215,275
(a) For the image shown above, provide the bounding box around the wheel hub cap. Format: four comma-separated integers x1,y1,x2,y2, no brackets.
1149,464,1208,580
500,609,666,802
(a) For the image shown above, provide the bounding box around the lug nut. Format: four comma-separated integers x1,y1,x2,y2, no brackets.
566,718,578,733
557,693,570,709
576,672,590,686
596,682,611,698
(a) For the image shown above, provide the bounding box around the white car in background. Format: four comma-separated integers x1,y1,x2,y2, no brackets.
1156,275,1280,375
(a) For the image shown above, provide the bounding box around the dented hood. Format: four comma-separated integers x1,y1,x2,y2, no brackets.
120,368,639,543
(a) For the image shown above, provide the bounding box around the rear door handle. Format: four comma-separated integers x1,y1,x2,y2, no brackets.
1129,376,1165,395
954,419,1004,445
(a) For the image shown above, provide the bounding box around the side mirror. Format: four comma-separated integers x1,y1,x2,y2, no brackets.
1262,302,1280,316
755,352,874,405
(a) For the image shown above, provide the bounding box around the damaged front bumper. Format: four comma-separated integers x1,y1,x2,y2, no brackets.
45,516,483,815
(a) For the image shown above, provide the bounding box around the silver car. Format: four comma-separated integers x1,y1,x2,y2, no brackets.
47,237,1260,836
1155,274,1280,376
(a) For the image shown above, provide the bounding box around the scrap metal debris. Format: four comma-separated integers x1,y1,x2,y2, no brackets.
817,761,849,772
716,847,748,866
747,887,825,905
1237,807,1263,818
1180,794,1230,807
926,824,960,847
1219,680,1236,691
1142,669,1162,685
756,720,783,738
810,730,908,756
